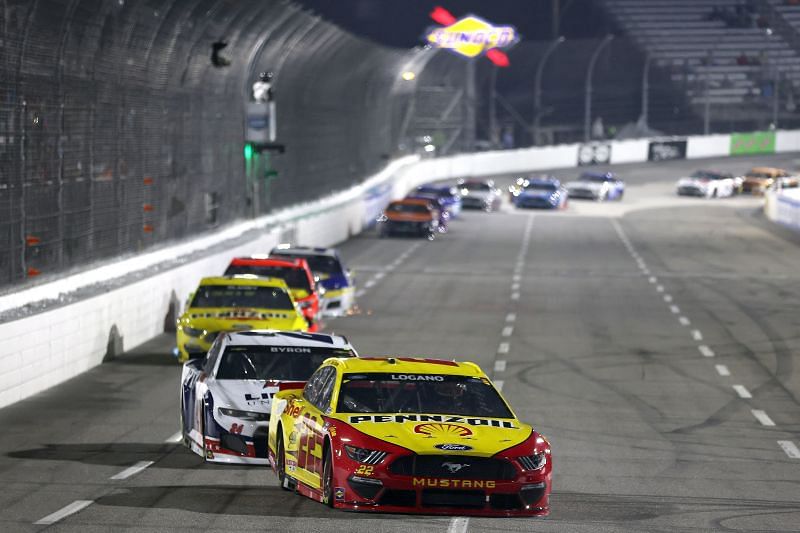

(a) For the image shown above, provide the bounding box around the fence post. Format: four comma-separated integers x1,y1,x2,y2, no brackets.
19,100,27,278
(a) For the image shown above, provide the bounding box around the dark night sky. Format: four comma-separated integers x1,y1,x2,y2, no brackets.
292,0,593,47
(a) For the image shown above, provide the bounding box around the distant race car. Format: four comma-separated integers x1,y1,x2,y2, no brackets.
741,167,799,195
175,276,308,362
513,177,569,209
225,257,321,331
406,193,449,233
269,246,355,318
268,357,552,516
415,184,462,217
458,179,502,211
565,172,625,201
676,170,737,198
378,198,439,239
180,330,357,464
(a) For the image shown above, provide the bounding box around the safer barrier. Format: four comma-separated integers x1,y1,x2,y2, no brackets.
1,129,799,409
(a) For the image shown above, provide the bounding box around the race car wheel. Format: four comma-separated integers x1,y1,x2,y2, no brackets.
276,431,290,491
321,443,334,507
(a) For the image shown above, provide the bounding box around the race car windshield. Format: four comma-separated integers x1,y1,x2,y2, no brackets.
388,203,429,214
690,171,723,180
336,373,514,418
272,254,343,276
462,182,491,191
216,346,355,380
525,183,557,191
190,285,293,310
579,174,611,182
224,265,311,291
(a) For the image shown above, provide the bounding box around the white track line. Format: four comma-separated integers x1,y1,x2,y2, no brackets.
448,517,469,533
664,294,673,303
355,289,366,298
679,316,691,326
494,360,507,372
511,283,520,291
511,292,520,300
648,276,657,283
692,329,703,341
364,279,376,288
374,272,385,280
669,305,680,314
35,500,94,525
501,326,513,337
715,364,730,377
497,342,510,354
656,285,664,293
698,345,715,357
165,431,183,443
751,409,776,426
110,460,154,480
505,313,516,323
778,440,800,459
512,274,521,282
733,385,752,399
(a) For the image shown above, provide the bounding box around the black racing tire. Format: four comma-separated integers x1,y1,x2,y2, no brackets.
276,431,290,491
321,443,334,507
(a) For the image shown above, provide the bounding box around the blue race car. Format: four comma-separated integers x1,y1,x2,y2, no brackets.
513,177,569,209
269,245,355,317
415,184,462,217
565,172,625,201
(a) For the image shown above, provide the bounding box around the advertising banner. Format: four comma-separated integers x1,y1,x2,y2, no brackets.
578,143,611,166
730,131,776,156
648,140,687,161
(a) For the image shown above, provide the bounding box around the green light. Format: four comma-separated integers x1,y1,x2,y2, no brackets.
244,143,254,160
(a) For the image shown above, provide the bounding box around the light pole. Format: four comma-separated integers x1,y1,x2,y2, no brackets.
584,34,614,142
533,36,564,145
640,53,652,132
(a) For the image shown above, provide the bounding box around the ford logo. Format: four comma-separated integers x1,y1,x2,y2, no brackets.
435,443,472,451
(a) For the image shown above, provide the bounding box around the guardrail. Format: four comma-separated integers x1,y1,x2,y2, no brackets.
1,130,798,409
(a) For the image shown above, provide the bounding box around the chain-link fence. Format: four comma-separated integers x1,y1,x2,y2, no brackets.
0,0,467,290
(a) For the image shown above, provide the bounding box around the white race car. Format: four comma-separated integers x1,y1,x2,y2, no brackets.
676,170,737,198
180,330,357,464
458,179,502,211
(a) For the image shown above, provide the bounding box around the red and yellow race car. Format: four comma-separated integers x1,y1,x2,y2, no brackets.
267,357,552,516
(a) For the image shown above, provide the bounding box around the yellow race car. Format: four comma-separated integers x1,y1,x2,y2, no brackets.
267,357,552,516
175,275,307,362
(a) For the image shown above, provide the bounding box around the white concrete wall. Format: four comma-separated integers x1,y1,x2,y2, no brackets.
3,130,800,409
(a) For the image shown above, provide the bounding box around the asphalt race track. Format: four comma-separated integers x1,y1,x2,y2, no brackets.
1,154,799,532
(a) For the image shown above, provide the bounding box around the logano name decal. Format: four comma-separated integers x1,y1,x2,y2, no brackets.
390,374,444,381
347,414,517,428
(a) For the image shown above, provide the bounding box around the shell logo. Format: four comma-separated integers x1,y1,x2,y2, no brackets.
426,15,517,59
414,423,473,439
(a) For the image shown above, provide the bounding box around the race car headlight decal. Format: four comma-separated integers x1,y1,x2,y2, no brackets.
517,452,547,471
218,407,269,421
344,445,387,464
181,326,205,337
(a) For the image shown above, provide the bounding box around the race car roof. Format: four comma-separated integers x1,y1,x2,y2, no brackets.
229,256,310,270
222,330,354,350
199,275,290,289
270,245,336,257
334,357,484,377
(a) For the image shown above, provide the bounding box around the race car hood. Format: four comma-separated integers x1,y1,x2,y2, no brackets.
519,190,557,200
318,273,350,291
677,177,710,188
210,379,280,412
335,413,532,457
181,307,306,331
566,180,603,191
384,211,433,223
463,190,492,200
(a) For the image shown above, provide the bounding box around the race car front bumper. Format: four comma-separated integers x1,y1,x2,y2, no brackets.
320,287,355,317
331,453,550,516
